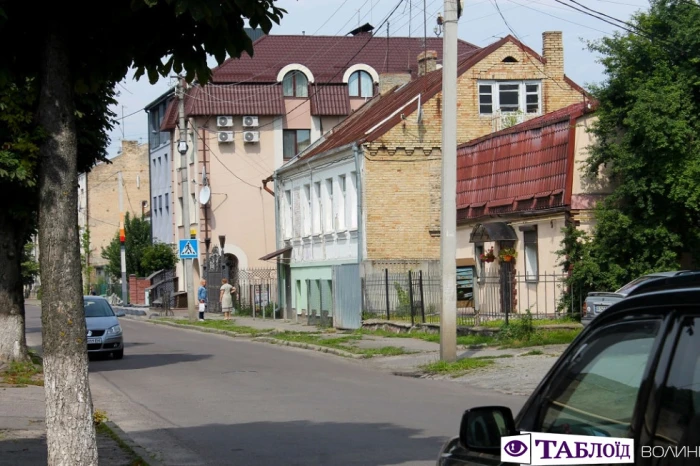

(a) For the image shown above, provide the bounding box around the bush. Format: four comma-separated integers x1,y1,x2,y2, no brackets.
498,309,537,342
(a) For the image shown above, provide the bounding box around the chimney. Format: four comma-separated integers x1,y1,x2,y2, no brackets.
542,31,564,78
417,50,438,77
378,73,411,95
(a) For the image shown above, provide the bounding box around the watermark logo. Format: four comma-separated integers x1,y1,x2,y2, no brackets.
501,432,634,465
504,439,529,457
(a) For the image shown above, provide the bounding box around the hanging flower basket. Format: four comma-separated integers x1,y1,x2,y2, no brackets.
479,247,496,263
499,247,517,263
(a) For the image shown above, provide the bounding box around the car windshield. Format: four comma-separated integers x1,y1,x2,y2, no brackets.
615,276,654,295
84,299,115,318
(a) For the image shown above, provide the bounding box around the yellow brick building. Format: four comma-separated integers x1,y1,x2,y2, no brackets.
84,140,150,279
274,32,586,324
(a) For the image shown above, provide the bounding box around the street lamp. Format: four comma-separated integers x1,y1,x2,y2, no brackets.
218,235,225,254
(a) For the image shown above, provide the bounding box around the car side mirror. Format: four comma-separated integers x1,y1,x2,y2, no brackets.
459,406,517,454
116,311,126,318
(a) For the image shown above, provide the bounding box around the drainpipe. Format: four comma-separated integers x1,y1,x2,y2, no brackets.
262,175,275,196
273,173,282,317
353,143,364,265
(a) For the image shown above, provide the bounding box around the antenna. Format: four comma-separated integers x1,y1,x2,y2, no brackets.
409,0,412,38
199,186,211,205
423,0,427,65
385,22,390,72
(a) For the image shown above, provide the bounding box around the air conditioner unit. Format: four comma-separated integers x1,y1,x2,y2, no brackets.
243,131,260,143
217,131,234,143
217,116,234,128
243,115,259,127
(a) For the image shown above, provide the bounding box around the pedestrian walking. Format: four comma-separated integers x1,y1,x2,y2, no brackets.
219,278,236,320
198,279,207,321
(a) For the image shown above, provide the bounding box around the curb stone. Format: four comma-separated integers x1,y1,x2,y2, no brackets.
103,420,164,466
124,316,274,338
252,337,366,360
113,306,148,317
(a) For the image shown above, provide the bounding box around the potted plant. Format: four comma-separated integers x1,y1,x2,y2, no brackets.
479,247,496,263
499,247,517,262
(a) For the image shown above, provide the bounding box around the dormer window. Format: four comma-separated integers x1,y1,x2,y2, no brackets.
282,71,308,98
348,70,373,98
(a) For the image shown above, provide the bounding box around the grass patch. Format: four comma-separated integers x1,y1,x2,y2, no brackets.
421,358,495,378
157,318,275,336
478,317,579,328
354,328,494,347
1,356,44,387
273,332,408,358
356,325,579,349
96,423,151,466
498,329,582,349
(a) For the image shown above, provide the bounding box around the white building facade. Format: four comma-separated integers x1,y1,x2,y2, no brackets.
275,144,361,319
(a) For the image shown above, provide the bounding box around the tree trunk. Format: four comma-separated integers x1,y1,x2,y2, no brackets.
37,33,98,466
0,214,29,363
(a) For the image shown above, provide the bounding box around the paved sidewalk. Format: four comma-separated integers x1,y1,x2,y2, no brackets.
0,385,145,465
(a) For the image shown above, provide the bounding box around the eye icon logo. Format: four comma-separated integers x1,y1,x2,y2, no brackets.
504,440,528,457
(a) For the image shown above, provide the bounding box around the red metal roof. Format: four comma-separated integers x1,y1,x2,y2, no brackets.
210,35,479,83
310,84,352,116
456,102,594,220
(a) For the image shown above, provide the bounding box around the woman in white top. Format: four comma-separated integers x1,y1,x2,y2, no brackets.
219,278,236,320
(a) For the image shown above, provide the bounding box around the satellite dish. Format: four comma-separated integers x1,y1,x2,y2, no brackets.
199,186,211,205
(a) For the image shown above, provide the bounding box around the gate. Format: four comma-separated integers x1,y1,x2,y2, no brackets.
332,264,361,329
206,247,223,313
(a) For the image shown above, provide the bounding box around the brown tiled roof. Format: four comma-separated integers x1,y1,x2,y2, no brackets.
310,84,351,116
161,84,286,129
456,102,594,221
300,36,532,160
211,35,479,83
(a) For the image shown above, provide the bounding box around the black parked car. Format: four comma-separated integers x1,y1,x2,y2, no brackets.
438,272,700,465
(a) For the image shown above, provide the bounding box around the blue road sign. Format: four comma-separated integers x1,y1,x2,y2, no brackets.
178,239,199,259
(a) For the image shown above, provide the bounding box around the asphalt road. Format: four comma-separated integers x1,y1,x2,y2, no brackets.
25,305,526,466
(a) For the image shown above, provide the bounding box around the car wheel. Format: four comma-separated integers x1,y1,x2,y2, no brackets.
113,349,124,360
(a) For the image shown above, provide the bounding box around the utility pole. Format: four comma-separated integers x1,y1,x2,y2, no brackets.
118,172,128,304
440,0,458,362
176,79,197,322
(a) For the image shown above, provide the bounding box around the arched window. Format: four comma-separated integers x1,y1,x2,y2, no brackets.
282,71,308,97
348,70,373,98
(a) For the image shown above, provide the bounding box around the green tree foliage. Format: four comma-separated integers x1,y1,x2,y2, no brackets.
21,242,39,286
141,242,179,275
101,214,178,279
565,0,700,294
80,228,94,294
0,2,285,461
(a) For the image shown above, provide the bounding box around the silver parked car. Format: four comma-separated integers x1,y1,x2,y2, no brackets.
85,296,125,359
581,271,691,326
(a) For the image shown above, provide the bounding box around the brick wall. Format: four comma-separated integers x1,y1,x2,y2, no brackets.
378,73,412,95
86,140,150,271
128,274,150,305
363,33,585,261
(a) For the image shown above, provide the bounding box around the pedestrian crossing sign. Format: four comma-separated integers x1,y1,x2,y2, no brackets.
178,239,199,259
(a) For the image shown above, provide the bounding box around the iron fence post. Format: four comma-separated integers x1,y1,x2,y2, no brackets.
419,270,426,323
408,270,415,326
505,271,510,326
385,268,390,321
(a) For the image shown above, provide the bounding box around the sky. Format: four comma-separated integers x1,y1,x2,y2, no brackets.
107,0,651,158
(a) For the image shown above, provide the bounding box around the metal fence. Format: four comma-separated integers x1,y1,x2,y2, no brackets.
235,268,280,319
362,269,577,326
149,269,177,312
362,270,441,325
